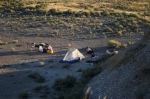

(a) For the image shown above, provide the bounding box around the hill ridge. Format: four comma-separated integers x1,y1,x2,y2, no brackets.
84,30,150,99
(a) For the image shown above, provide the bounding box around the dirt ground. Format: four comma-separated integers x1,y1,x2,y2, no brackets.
0,29,142,99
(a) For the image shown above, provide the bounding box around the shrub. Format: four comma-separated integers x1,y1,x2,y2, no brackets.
39,62,45,66
98,53,114,62
62,85,83,99
53,75,76,91
35,4,48,10
82,35,87,39
82,66,101,81
11,47,15,52
64,9,75,15
0,41,7,45
117,31,123,36
102,10,110,16
144,22,150,28
77,68,83,72
48,8,58,14
129,13,141,18
34,85,49,92
104,26,113,32
62,64,71,68
107,40,122,48
34,85,43,91
12,40,18,43
18,92,29,99
122,43,128,48
28,72,45,83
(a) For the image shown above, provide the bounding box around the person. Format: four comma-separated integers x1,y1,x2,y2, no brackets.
91,52,96,57
40,42,46,46
113,45,116,51
39,46,43,52
43,46,47,53
86,46,94,54
48,45,53,50
47,44,54,54
91,52,98,58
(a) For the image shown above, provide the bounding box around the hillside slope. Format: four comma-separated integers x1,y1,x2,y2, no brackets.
84,30,150,99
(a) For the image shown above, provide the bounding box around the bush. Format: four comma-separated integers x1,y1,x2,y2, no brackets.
82,66,101,81
98,53,114,62
39,62,45,66
62,64,71,68
28,72,45,83
48,8,58,14
62,85,83,99
53,75,76,91
12,40,18,43
11,47,15,52
122,43,128,48
117,31,123,36
104,26,113,32
129,13,141,18
102,10,110,16
0,41,7,45
18,92,29,99
64,9,75,15
34,85,43,91
34,85,49,93
77,68,83,72
107,40,122,48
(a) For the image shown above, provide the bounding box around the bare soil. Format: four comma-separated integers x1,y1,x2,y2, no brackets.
0,30,141,99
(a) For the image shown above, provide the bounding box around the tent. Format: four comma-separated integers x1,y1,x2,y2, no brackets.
61,48,85,63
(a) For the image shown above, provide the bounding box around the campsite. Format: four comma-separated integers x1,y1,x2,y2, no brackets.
0,0,150,99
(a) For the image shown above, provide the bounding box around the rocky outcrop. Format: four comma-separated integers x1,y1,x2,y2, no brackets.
84,30,150,99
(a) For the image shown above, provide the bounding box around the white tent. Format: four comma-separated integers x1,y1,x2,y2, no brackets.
61,48,85,63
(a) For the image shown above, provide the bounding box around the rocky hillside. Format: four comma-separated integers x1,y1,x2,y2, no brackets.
84,30,150,99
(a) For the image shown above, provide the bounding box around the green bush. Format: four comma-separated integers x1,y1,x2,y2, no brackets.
62,64,71,68
122,43,128,48
48,8,58,14
102,10,110,16
144,22,150,28
11,47,15,52
12,40,18,43
64,9,75,15
107,40,122,48
117,31,123,36
128,13,141,18
53,75,76,91
77,68,83,72
0,41,7,45
28,72,45,83
34,85,43,91
104,26,113,32
18,92,29,99
82,66,101,83
35,4,48,10
98,53,114,62
62,85,83,99
39,61,45,66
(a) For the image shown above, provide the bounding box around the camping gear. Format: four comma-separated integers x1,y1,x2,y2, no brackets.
106,50,118,54
60,48,85,63
39,46,43,52
47,50,54,54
